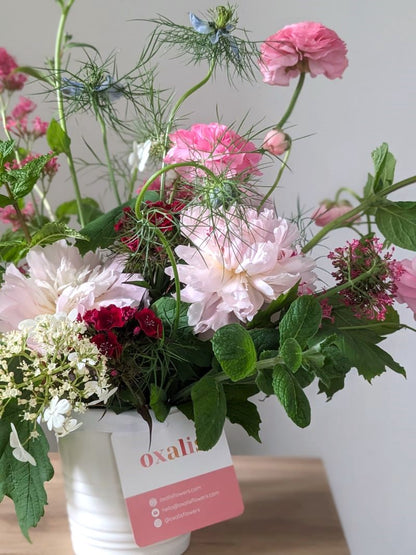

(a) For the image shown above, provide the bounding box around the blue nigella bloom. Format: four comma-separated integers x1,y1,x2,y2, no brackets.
61,75,124,101
189,12,239,59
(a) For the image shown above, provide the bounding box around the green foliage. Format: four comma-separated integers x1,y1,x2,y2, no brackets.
46,119,71,155
371,143,396,193
247,283,299,329
375,201,416,250
280,337,303,372
223,383,261,441
0,404,53,539
212,323,257,381
3,155,52,200
272,364,311,428
29,222,86,248
149,384,169,421
279,295,322,348
56,198,103,225
191,375,226,450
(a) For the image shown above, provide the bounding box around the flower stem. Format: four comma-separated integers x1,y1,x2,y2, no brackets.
276,72,306,129
53,0,85,227
96,109,121,205
159,61,215,197
258,148,291,211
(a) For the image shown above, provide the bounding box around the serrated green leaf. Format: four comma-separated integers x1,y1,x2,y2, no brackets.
272,365,311,428
226,400,261,442
46,119,71,155
5,155,52,199
0,406,53,539
280,337,302,372
191,375,226,450
0,139,15,165
255,368,274,395
279,295,322,348
30,222,86,248
248,327,279,355
375,201,416,250
152,298,191,334
212,324,257,381
371,143,396,193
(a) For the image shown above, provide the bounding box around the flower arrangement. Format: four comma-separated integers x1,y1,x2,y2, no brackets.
1,1,416,539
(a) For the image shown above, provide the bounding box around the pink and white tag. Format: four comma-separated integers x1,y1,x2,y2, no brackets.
110,411,244,547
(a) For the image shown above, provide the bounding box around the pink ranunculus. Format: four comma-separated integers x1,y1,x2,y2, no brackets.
0,241,147,332
259,22,348,86
0,48,27,92
164,123,262,181
395,258,416,316
262,129,291,156
166,206,316,336
311,201,356,227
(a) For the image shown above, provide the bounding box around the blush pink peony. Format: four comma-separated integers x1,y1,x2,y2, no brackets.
166,206,316,335
395,257,416,316
164,122,262,181
259,22,348,86
0,241,147,332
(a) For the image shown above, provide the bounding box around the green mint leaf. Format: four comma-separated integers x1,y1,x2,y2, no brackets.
371,143,396,193
375,201,416,250
30,222,86,248
272,365,311,428
226,399,261,442
191,375,226,450
149,384,169,422
280,337,302,372
212,323,257,381
279,295,322,348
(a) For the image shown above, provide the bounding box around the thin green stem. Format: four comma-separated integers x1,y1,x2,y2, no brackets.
276,72,306,129
159,61,215,197
53,0,85,227
334,187,362,203
96,110,121,205
258,148,291,211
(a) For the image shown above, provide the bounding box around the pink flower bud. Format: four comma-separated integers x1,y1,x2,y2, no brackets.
311,201,356,227
262,129,291,156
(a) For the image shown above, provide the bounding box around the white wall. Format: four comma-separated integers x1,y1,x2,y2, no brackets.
3,1,416,554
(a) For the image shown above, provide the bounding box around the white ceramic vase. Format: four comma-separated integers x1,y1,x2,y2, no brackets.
58,409,191,555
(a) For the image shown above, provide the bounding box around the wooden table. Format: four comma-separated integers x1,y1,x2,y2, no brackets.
0,455,349,555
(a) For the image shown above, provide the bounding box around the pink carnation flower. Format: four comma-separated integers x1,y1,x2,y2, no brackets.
166,206,316,335
259,22,348,86
0,241,147,332
395,257,416,316
164,123,262,181
311,201,357,227
0,48,27,92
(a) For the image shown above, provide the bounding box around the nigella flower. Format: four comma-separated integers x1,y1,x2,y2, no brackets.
189,8,239,58
61,74,124,102
9,423,36,466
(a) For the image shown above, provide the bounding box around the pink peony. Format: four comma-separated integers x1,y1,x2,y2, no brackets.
259,22,348,86
0,48,27,92
164,123,262,181
166,206,316,335
395,257,416,316
311,201,356,227
0,241,147,332
262,129,291,156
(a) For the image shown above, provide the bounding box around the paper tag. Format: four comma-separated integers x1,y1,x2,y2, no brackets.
110,411,244,547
